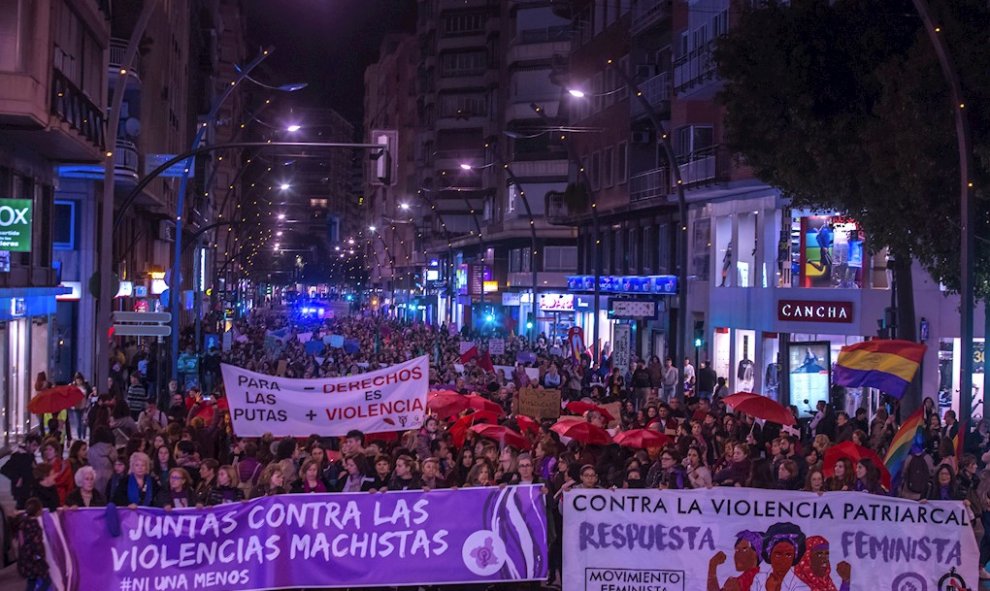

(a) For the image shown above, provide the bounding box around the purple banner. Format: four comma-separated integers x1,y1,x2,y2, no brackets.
43,486,548,590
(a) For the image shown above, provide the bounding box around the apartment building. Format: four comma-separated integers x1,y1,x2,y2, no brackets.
0,0,109,443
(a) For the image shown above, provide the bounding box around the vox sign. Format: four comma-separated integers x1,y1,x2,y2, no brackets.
0,199,32,252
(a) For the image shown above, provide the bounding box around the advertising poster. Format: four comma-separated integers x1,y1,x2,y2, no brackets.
45,487,548,591
788,341,831,417
612,324,631,373
800,216,864,289
563,488,977,591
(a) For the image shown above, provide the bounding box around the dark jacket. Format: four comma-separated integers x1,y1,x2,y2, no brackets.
112,475,158,507
65,488,107,508
155,486,195,508
0,448,36,509
206,485,245,506
28,484,60,512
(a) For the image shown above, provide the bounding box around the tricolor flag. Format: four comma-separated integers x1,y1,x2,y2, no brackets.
883,407,925,486
833,339,926,399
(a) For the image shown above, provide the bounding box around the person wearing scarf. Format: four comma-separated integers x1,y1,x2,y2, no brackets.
707,530,763,591
793,536,850,591
113,452,156,507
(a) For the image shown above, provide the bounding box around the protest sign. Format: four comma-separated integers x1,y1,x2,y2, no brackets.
563,488,978,591
44,486,548,591
221,356,429,437
518,387,561,419
488,338,505,356
600,401,621,428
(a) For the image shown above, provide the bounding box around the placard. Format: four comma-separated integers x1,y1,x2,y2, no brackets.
612,324,631,373
517,387,561,419
563,488,976,591
221,356,429,437
488,338,505,356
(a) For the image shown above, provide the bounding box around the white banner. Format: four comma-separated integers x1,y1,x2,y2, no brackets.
221,356,428,437
612,323,630,371
563,488,978,591
489,337,505,355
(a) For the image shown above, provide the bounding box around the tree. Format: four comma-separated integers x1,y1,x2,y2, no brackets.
715,0,990,340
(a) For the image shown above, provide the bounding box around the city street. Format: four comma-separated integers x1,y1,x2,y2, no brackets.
0,0,988,590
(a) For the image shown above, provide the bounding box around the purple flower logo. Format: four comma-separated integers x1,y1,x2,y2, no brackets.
470,538,497,569
462,530,506,576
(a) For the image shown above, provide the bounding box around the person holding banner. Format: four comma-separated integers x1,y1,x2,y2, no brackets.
155,467,194,508
112,451,156,507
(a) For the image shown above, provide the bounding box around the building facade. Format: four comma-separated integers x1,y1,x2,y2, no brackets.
0,0,109,443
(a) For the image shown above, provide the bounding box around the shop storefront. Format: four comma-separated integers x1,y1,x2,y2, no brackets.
0,287,67,445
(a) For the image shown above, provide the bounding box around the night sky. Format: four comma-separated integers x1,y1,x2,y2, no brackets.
242,0,417,126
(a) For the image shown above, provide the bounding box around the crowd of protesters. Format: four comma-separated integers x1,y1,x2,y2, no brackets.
4,307,990,588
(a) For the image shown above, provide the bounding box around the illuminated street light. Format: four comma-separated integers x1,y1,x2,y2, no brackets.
277,213,286,220
369,225,377,232
399,203,410,210
347,238,355,245
286,124,301,132
276,231,283,236
567,88,586,98
279,183,291,191
459,163,472,170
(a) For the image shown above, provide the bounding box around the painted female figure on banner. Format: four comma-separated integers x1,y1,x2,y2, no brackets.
793,536,851,591
707,530,763,591
752,523,811,591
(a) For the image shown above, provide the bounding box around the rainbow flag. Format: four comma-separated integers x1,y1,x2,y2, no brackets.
833,340,926,399
883,407,925,484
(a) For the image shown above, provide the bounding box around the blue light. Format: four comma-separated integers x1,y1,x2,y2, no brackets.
345,294,354,302
526,321,533,330
485,313,495,324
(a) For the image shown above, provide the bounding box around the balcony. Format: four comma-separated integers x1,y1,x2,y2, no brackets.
631,0,673,35
677,145,730,187
506,38,572,65
108,38,142,89
673,42,718,96
631,72,671,119
113,139,140,184
507,159,568,178
629,167,670,202
50,69,106,157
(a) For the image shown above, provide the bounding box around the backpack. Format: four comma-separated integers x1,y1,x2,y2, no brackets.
904,454,930,495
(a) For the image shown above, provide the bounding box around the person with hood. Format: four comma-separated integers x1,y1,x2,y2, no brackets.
793,536,851,591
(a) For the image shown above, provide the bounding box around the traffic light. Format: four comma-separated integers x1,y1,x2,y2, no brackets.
693,320,705,349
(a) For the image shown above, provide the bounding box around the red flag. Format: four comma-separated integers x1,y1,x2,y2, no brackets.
478,351,494,373
459,346,479,363
953,420,966,460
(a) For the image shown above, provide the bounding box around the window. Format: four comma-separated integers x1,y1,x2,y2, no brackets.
657,223,672,274
692,218,711,281
628,228,639,273
544,246,578,272
53,0,103,99
439,93,487,118
53,200,76,250
440,51,487,77
0,0,24,71
603,146,614,188
642,225,655,273
591,151,601,190
442,12,485,36
592,73,603,112
675,125,715,157
613,229,624,274
617,142,628,184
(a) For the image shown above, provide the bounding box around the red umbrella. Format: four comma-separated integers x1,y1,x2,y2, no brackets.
613,429,671,449
450,410,502,447
551,420,612,445
427,390,469,419
722,392,796,426
514,415,540,434
823,441,892,490
469,424,530,450
29,385,84,415
566,401,615,422
465,393,504,416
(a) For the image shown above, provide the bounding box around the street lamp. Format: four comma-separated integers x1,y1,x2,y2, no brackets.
399,202,411,211
567,89,586,98
286,124,301,133
368,225,377,232
279,183,291,191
